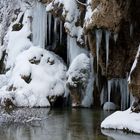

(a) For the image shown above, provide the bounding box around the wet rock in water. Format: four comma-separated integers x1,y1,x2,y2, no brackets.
47,95,64,107
69,87,81,107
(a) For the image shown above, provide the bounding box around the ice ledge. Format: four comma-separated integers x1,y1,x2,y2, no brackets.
101,108,140,134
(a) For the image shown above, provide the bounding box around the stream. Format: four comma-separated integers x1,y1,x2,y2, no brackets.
0,108,140,140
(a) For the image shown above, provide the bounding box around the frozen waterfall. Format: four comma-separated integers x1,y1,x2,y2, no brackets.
67,35,88,64
100,79,130,110
32,1,47,48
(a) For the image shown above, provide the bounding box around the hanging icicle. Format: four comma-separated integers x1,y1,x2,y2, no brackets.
106,79,130,110
32,1,47,48
48,13,52,45
113,33,118,43
60,20,63,44
107,80,112,102
130,23,133,37
95,29,102,71
53,18,58,49
105,30,110,73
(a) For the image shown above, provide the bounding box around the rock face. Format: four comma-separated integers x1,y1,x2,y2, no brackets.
85,0,130,32
40,0,140,108
0,0,140,108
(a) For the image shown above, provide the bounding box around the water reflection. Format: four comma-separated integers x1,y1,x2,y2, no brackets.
0,108,139,140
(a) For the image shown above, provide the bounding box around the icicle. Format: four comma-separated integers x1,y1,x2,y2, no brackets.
45,12,48,47
108,80,112,102
60,20,63,44
67,35,70,64
48,13,52,44
105,30,110,72
100,86,107,106
130,24,133,37
84,35,88,47
67,35,88,64
53,18,58,49
113,33,118,43
95,29,102,71
32,1,47,48
119,79,130,110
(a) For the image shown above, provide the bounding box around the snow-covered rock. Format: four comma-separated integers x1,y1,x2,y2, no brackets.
66,53,92,107
101,108,140,134
46,0,84,44
67,53,90,88
0,47,67,107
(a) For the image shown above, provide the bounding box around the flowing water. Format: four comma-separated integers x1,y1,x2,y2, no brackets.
0,108,140,140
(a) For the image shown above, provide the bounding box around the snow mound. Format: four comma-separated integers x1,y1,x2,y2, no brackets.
5,10,32,69
67,53,90,88
101,108,140,133
103,102,116,111
0,47,67,107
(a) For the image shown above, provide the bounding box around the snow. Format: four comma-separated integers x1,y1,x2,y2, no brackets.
0,75,9,88
0,47,67,107
67,53,90,88
103,102,116,111
101,108,140,133
5,10,32,69
46,0,84,44
84,0,93,27
66,53,94,107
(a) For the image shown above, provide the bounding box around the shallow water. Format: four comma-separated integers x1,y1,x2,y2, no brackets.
0,108,140,140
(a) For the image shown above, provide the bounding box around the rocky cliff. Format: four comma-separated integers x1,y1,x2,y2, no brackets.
0,0,140,110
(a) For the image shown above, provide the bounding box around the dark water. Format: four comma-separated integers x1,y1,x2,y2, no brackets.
0,108,140,140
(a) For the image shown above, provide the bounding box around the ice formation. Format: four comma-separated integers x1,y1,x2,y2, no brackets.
95,29,102,71
100,78,130,111
32,1,47,48
105,30,110,72
67,35,88,64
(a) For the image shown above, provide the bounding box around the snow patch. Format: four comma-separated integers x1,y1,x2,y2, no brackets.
101,108,140,134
